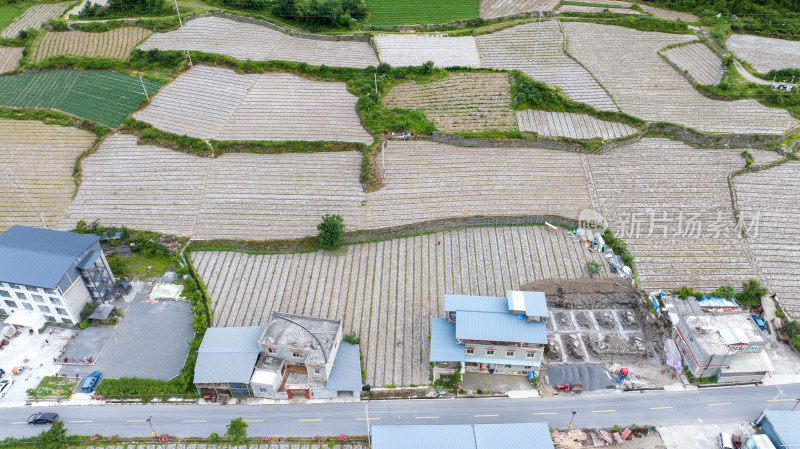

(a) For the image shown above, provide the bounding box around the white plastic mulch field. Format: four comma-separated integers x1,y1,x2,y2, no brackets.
193,225,609,386
374,35,481,68
0,119,96,232
662,42,723,86
564,22,799,134
132,65,373,144
516,110,638,139
479,0,560,19
0,47,22,73
476,21,618,111
726,34,800,74
137,17,378,69
58,134,367,240
0,2,71,38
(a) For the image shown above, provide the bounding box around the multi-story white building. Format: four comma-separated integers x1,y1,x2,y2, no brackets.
0,226,115,325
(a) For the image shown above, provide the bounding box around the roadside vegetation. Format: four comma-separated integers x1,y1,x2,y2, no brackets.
671,279,767,306
649,0,800,39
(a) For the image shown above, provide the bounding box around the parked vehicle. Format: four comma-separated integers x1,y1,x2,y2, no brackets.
81,371,102,393
572,382,584,393
0,379,13,399
28,412,58,425
555,384,571,391
719,432,735,449
751,315,766,331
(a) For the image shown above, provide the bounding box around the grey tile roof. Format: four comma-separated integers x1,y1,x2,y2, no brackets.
371,423,554,449
325,341,361,392
0,226,99,288
763,410,800,448
444,295,507,314
430,318,465,362
456,310,547,344
194,326,263,384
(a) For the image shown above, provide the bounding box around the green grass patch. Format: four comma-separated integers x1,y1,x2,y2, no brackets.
26,376,79,400
121,253,172,281
365,0,479,25
563,1,629,8
0,5,25,31
559,14,692,33
0,70,163,128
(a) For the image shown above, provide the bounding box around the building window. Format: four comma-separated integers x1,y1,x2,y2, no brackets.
313,369,320,375
750,346,758,351
466,348,474,355
505,365,512,368
524,366,531,370
45,316,56,322
16,292,26,300
486,350,494,356
55,308,68,316
38,305,50,313
268,347,276,354
0,290,10,298
63,319,74,325
506,351,515,357
22,303,33,310
8,283,19,289
527,352,535,358
4,300,17,308
32,295,44,303
44,289,56,295
25,286,38,292
50,297,62,305
292,352,302,358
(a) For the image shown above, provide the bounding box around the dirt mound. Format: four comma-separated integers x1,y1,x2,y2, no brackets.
520,277,636,296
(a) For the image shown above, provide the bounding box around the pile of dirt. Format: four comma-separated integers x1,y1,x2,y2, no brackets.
521,277,636,297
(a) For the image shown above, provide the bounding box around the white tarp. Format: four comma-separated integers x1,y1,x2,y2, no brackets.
148,283,184,301
5,309,47,332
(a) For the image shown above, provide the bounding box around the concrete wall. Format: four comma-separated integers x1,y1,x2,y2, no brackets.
62,277,91,323
465,342,543,366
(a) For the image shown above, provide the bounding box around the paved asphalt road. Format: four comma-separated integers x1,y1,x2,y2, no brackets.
3,384,799,438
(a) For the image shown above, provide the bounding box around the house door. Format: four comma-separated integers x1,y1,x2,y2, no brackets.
287,389,309,399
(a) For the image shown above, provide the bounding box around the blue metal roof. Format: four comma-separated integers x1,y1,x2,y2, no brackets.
455,311,547,344
0,226,99,288
474,423,554,449
698,296,740,308
762,410,800,448
371,423,554,449
430,318,465,362
444,295,507,313
194,326,263,384
326,342,362,393
512,290,549,317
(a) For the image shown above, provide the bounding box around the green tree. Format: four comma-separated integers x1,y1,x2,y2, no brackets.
317,214,345,249
225,417,248,445
36,419,68,449
735,279,768,306
107,254,127,276
710,285,735,299
272,0,298,18
587,260,602,276
72,220,89,234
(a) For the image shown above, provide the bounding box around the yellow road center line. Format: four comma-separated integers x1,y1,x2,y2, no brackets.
533,412,558,415
298,419,322,422
708,403,731,406
182,419,206,423
474,414,499,417
592,410,616,413
767,398,795,402
650,406,674,410
357,417,381,421
414,416,439,419
244,419,263,423
126,419,146,423
11,422,27,424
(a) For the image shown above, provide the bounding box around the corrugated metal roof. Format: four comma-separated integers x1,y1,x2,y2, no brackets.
507,290,548,317
194,326,263,383
326,342,361,392
76,251,100,270
371,423,555,449
474,423,554,449
698,296,740,308
456,310,547,344
763,410,800,448
719,327,750,345
444,295,507,313
0,226,99,288
430,318,465,362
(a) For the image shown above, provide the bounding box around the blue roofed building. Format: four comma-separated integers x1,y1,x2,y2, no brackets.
431,291,549,381
0,226,115,326
371,422,555,449
756,410,800,449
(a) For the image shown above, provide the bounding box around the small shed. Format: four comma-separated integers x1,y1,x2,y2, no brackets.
5,309,47,332
88,304,115,321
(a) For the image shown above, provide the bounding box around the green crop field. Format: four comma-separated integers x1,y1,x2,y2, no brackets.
0,6,25,32
366,0,479,25
0,70,163,128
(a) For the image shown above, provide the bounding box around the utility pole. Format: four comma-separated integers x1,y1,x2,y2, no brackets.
173,0,192,66
146,416,156,437
757,386,785,424
139,75,149,101
568,409,577,429
365,403,372,446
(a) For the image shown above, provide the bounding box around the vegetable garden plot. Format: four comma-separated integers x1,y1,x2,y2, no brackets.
383,72,517,133
735,162,800,319
479,0,560,20
0,70,162,128
516,110,637,139
194,225,609,387
138,17,378,69
363,140,592,229
0,119,95,231
475,21,617,111
662,42,723,86
726,34,800,74
133,65,373,144
58,134,367,241
585,138,767,291
563,22,798,134
0,2,71,39
31,27,152,62
0,47,22,73
374,35,481,68
365,0,479,25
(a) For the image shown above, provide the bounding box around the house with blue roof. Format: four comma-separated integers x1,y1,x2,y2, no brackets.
371,422,555,449
756,410,800,449
431,290,549,381
0,226,114,326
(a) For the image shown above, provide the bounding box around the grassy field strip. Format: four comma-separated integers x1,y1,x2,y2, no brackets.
32,27,152,62
374,35,481,68
383,72,516,133
516,110,637,139
196,225,608,386
726,34,800,74
564,22,798,134
0,2,71,38
0,119,96,232
735,162,800,318
134,65,372,144
476,21,617,111
638,4,698,22
558,4,640,14
138,17,378,69
662,42,723,86
0,47,22,73
365,0,479,25
479,0,560,19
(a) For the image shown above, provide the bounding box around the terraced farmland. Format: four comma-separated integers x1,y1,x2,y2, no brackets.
365,0,479,25
557,4,639,14
0,70,163,128
735,162,800,319
0,2,70,38
516,110,637,139
382,72,516,133
134,66,372,144
0,119,96,231
364,140,592,229
726,34,800,73
564,22,799,134
138,17,378,69
374,35,481,68
58,134,366,240
585,138,767,291
31,27,152,62
639,4,697,22
0,47,22,73
662,42,723,86
479,0,560,19
476,21,617,111
194,225,609,386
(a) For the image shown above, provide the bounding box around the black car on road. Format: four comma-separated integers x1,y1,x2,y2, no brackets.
28,412,58,425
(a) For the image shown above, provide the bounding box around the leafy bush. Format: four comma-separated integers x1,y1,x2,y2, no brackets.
225,418,248,445
79,301,98,322
602,228,635,274
107,254,128,276
271,0,367,27
672,285,705,300
734,279,768,306
587,260,602,275
208,433,219,443
710,285,735,299
317,214,345,249
130,232,169,257
36,419,68,449
79,320,89,330
343,331,360,345
512,75,574,111
433,362,462,390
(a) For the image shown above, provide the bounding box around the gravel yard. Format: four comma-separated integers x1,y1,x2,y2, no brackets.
476,21,617,111
133,65,373,144
726,34,800,73
662,42,723,86
0,119,96,232
516,110,638,139
0,2,70,38
195,225,608,387
31,27,152,62
138,17,378,69
383,72,517,133
0,47,22,73
479,0,560,19
564,22,798,134
374,35,481,68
